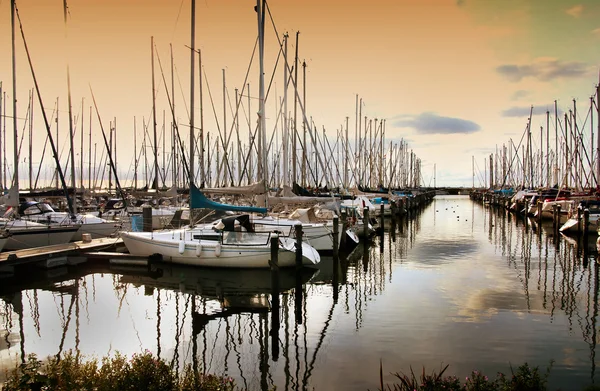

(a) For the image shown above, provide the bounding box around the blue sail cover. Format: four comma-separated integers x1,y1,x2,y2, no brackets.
190,183,268,214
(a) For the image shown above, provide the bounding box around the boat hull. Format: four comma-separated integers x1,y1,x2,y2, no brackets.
4,226,80,250
120,230,320,268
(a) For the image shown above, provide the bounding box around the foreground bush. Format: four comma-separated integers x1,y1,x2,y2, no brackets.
2,351,235,391
377,362,553,391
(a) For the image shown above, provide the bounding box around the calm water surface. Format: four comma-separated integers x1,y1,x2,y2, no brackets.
1,195,598,390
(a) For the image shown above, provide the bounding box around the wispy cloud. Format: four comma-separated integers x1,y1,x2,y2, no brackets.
392,112,480,135
456,0,465,7
496,59,589,82
500,105,562,118
566,5,583,18
510,90,530,101
592,28,600,36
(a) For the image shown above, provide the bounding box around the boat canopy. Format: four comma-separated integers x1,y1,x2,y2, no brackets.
190,184,267,214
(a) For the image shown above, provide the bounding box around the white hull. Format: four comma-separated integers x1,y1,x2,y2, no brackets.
560,216,600,234
4,225,79,250
121,229,320,268
72,221,122,241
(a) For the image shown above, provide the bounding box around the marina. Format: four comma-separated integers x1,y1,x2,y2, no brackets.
2,195,600,390
1,0,600,389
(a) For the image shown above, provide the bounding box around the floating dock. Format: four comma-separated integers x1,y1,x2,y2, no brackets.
0,237,125,274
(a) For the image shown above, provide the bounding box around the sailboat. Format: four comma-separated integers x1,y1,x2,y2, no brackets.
1,0,80,251
121,0,320,268
121,186,320,267
15,200,122,241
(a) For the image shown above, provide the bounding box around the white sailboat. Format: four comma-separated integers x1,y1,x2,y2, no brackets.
1,3,80,250
121,0,320,268
15,201,121,241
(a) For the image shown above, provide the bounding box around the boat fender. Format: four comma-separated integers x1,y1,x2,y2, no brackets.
215,242,222,257
195,242,202,257
178,240,185,254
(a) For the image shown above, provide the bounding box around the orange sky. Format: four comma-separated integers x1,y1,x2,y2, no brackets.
1,0,600,187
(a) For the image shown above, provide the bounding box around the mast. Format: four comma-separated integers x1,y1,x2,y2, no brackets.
257,0,267,200
80,98,84,189
282,33,288,187
88,106,91,190
292,31,299,185
189,0,196,221
222,68,228,186
11,0,18,193
344,116,348,189
151,36,159,191
134,117,138,190
597,81,600,187
302,60,307,187
198,49,204,186
63,0,76,200
28,89,32,189
170,44,176,188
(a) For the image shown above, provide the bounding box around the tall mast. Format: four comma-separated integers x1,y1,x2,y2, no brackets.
63,0,76,201
257,0,267,199
88,106,91,191
11,0,19,193
198,49,204,186
597,81,600,187
134,117,138,190
151,36,159,191
301,60,307,186
80,98,84,189
189,0,196,218
28,89,33,189
292,31,299,185
170,44,176,188
282,33,288,187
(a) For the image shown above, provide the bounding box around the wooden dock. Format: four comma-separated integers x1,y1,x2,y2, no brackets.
0,237,125,272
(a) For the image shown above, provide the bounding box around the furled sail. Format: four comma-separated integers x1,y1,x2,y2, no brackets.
190,183,267,214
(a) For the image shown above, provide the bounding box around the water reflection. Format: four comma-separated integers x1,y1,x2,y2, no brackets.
2,197,600,389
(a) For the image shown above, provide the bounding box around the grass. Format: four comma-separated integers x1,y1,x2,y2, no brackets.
376,361,556,391
2,351,235,391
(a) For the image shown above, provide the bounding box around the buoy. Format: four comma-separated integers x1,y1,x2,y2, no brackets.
215,242,222,257
195,243,202,257
178,240,185,254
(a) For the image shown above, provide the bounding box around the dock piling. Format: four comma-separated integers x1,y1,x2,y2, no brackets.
270,234,280,360
142,206,153,232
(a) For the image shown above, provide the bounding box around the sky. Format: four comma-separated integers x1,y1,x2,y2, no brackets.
1,0,600,188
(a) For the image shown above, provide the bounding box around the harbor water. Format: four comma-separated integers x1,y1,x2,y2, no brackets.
1,195,598,390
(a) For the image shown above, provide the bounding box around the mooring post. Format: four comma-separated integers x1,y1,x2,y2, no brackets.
294,226,303,325
340,209,347,250
584,209,590,237
295,224,303,269
333,215,339,302
142,206,153,232
577,206,582,236
380,204,385,233
555,205,562,235
270,234,280,360
537,200,543,223
363,207,369,239
333,215,339,260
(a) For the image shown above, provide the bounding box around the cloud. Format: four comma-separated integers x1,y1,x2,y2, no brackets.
456,0,465,6
500,105,562,118
565,5,583,18
392,112,481,135
496,59,589,82
510,90,530,101
593,28,600,36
